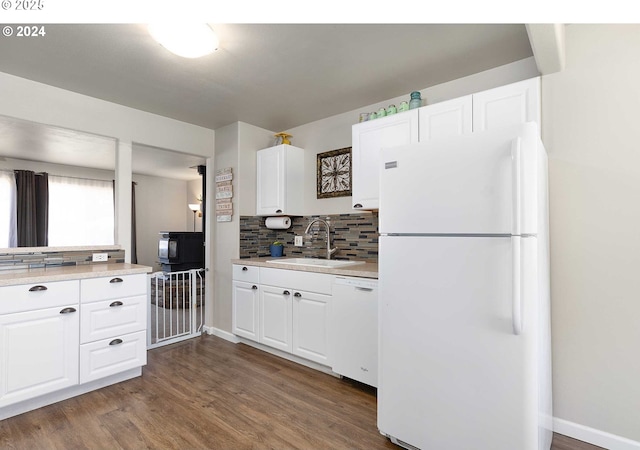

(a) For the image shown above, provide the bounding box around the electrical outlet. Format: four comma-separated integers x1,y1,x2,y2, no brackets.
294,235,303,247
92,253,108,262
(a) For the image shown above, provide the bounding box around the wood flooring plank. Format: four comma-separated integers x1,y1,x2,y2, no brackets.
0,334,605,450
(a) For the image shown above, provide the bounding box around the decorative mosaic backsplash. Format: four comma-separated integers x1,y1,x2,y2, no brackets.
239,212,378,261
0,248,125,271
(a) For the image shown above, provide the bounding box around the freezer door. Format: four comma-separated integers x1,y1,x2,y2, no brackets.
379,122,540,235
378,235,541,450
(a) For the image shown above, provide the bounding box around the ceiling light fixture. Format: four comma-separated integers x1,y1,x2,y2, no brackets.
148,24,219,58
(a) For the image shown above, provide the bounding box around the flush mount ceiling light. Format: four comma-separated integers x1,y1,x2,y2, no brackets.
148,24,219,58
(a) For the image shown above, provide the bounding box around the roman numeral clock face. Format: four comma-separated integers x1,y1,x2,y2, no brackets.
316,147,352,199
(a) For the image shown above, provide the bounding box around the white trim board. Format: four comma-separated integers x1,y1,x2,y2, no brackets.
554,418,640,450
203,326,240,344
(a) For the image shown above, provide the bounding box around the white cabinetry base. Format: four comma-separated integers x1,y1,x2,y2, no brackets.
0,367,142,421
235,336,338,378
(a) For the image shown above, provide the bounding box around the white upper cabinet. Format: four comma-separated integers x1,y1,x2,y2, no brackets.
472,78,540,132
418,95,472,141
352,110,419,210
256,144,304,216
350,78,541,212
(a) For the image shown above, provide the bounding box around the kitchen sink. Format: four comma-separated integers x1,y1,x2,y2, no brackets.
266,258,364,268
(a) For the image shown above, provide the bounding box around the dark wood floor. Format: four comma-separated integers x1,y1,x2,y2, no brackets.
0,334,604,449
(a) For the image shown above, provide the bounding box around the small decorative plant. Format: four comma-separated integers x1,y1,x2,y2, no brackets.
269,241,284,257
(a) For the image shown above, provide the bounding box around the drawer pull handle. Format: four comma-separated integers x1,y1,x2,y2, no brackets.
110,277,124,283
59,307,77,314
252,285,258,290
109,339,123,346
110,301,124,307
283,290,290,295
294,292,302,297
276,209,282,213
242,267,248,271
353,203,363,208
29,285,48,292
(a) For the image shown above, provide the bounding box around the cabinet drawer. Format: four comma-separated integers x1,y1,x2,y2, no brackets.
80,295,147,344
260,267,332,295
0,280,79,315
81,274,147,303
232,264,260,283
79,330,147,383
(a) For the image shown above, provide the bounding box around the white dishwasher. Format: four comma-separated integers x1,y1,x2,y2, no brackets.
331,276,378,388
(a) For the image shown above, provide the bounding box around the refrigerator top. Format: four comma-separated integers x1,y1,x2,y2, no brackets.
379,122,547,236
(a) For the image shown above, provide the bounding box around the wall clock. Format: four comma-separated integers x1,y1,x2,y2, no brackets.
316,147,352,199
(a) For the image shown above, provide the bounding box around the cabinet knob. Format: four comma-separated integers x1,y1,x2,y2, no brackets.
59,307,77,314
29,285,48,292
353,203,363,208
109,338,123,346
276,209,282,213
252,285,258,290
294,292,302,297
110,301,124,307
283,290,290,295
109,277,124,283
242,266,248,271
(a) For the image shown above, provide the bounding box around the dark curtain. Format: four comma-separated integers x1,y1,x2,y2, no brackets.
14,170,48,247
131,181,137,264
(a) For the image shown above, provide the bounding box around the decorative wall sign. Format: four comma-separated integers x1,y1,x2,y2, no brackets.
215,168,233,222
316,147,352,199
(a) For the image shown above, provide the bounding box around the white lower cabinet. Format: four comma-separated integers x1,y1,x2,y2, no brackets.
232,265,333,367
292,290,331,365
0,271,149,418
80,330,147,383
259,285,293,352
0,305,79,407
79,274,148,384
232,280,260,341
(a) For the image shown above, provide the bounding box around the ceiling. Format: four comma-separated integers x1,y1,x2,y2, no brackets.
0,24,534,132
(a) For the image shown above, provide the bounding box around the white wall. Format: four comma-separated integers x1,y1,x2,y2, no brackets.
210,122,273,332
542,24,640,442
133,173,189,271
287,57,540,216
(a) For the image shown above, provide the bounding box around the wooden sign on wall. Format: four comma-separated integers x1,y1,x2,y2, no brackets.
215,168,233,222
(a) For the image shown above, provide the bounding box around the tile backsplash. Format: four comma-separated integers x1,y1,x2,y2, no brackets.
0,247,125,271
240,212,378,261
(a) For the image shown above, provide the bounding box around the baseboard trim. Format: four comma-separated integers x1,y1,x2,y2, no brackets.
554,417,640,450
203,326,240,343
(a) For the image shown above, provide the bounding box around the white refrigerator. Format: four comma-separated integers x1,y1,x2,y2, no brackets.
377,122,552,450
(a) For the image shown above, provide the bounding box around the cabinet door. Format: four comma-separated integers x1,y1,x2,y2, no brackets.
259,285,292,352
232,281,260,342
0,305,79,407
472,77,540,132
256,146,285,216
418,95,472,141
352,110,419,210
292,290,331,365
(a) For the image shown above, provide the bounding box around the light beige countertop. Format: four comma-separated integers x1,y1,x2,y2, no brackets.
0,263,153,287
231,257,378,279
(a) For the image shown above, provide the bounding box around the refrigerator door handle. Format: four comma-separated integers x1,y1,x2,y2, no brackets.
512,236,523,335
511,137,522,236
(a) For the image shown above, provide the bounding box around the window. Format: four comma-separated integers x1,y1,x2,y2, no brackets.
0,171,16,247
48,176,114,246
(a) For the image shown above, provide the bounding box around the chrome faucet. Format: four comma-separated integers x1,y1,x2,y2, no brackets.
304,218,338,260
